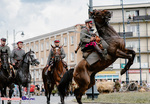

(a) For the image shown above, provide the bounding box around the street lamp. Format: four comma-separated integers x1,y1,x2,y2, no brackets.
120,0,129,85
137,20,142,86
13,29,25,49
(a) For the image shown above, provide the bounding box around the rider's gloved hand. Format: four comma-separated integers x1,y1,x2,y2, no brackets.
90,37,96,41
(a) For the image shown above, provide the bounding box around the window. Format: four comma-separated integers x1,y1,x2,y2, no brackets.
41,43,44,51
71,52,74,61
31,45,34,51
134,56,140,63
26,47,29,52
36,44,39,52
41,57,44,65
137,56,140,63
36,70,39,78
127,25,139,36
126,41,138,49
52,41,54,46
46,42,49,50
70,36,74,45
126,10,139,19
31,71,34,79
64,37,67,46
64,54,67,62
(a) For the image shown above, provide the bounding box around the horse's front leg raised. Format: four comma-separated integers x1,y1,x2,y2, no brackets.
116,49,135,75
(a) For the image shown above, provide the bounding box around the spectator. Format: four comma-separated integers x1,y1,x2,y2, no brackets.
41,84,45,96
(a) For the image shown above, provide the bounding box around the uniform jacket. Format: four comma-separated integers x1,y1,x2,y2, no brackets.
10,48,25,64
80,27,93,51
47,47,66,65
0,45,11,57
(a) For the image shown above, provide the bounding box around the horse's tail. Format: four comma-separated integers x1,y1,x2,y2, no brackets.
58,68,74,97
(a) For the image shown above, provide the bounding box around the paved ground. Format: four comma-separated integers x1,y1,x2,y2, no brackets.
0,94,76,104
0,94,128,104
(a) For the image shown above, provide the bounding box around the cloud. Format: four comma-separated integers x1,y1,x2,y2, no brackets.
21,0,52,3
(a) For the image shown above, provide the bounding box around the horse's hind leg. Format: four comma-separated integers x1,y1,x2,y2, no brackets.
47,83,54,104
116,49,135,75
74,88,83,104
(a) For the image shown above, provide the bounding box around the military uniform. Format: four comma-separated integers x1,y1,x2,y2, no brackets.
0,45,11,57
47,47,66,65
80,19,104,59
45,40,67,78
80,27,94,52
10,48,25,69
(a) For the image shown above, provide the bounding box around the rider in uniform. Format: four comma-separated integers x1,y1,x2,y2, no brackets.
46,40,67,75
10,41,25,70
0,38,11,75
45,40,67,83
0,38,11,57
80,19,104,59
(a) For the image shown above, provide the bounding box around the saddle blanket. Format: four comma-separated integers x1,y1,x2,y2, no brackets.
86,52,100,65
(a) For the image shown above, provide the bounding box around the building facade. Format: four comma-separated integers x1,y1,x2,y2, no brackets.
23,25,83,86
94,3,150,83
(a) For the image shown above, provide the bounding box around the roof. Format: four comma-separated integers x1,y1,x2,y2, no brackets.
93,2,150,10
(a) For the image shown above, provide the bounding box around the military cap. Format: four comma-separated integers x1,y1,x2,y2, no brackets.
54,40,60,43
85,19,93,24
1,38,6,42
17,41,23,44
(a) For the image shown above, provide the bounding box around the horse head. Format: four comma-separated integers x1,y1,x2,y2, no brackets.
24,49,40,66
51,45,62,62
90,9,112,25
0,49,9,70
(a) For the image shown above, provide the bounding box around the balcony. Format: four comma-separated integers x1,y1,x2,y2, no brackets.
133,15,150,21
118,32,133,37
126,47,133,50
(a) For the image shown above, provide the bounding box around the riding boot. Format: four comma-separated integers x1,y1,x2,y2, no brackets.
62,60,68,71
94,44,105,60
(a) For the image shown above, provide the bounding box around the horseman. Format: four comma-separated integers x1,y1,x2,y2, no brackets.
45,39,67,75
0,38,11,75
10,41,25,70
0,38,11,57
80,19,104,59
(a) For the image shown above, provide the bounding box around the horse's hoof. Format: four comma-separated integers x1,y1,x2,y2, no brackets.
121,69,126,75
7,100,11,104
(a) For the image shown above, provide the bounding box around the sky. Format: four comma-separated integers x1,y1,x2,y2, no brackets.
0,0,150,49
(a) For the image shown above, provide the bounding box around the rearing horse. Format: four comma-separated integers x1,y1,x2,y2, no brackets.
58,10,136,104
42,45,67,104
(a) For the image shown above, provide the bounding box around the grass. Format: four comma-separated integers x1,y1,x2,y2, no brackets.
81,92,150,103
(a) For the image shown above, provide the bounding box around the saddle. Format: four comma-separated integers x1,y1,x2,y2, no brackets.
13,60,22,70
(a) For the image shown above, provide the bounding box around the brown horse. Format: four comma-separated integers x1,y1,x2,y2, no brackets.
58,9,136,104
42,45,67,104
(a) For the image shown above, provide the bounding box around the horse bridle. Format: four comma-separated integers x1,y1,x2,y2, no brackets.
1,53,8,64
52,47,64,78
